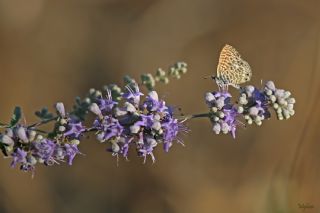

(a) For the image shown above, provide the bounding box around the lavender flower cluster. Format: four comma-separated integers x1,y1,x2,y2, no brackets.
0,60,296,175
0,103,83,174
0,62,189,174
205,81,296,138
90,84,188,163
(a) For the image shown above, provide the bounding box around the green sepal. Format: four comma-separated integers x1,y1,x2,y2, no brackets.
35,107,54,121
10,106,22,127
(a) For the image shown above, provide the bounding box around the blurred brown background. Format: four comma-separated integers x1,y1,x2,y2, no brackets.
0,0,319,212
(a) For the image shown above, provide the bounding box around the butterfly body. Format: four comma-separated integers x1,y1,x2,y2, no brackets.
213,44,252,89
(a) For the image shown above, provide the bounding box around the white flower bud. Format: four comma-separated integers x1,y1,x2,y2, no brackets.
216,98,225,109
284,91,291,99
158,129,163,135
237,106,244,113
5,128,13,137
111,143,120,153
97,133,105,142
60,119,67,125
148,91,159,101
287,104,294,110
265,89,273,96
211,107,218,112
70,139,80,145
247,119,253,125
289,109,295,116
36,135,43,141
27,155,37,165
273,103,279,109
213,123,221,134
1,135,14,145
278,98,286,106
221,122,229,133
85,98,91,104
213,116,219,122
256,120,262,126
154,114,161,121
218,112,225,118
89,88,95,94
130,125,140,134
152,121,161,131
125,102,136,113
239,97,248,105
288,98,296,104
245,85,255,94
28,130,37,141
89,103,102,116
205,92,215,102
55,102,66,117
95,90,102,97
270,95,277,103
147,138,157,147
58,126,66,132
249,107,259,116
17,127,29,143
275,89,285,98
115,108,127,116
265,81,276,91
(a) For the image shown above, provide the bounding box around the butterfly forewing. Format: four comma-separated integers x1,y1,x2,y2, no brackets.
216,44,252,87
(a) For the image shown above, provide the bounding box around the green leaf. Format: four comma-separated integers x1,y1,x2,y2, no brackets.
10,106,22,127
0,122,8,128
35,107,54,120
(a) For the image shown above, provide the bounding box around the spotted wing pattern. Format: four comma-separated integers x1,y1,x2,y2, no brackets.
216,44,252,87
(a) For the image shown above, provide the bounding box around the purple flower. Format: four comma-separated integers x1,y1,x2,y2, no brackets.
63,143,81,165
142,91,167,112
96,89,118,113
162,117,187,152
206,91,239,138
32,139,56,165
94,115,124,142
11,148,27,168
123,84,143,106
64,120,85,139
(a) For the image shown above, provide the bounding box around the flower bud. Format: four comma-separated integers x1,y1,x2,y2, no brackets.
58,126,66,132
205,92,215,102
148,91,159,101
17,127,29,143
249,107,259,116
130,125,140,134
28,130,37,141
265,81,276,91
55,102,66,117
89,103,102,117
70,139,80,145
1,135,14,145
213,123,221,134
125,102,136,113
111,142,120,153
152,121,161,131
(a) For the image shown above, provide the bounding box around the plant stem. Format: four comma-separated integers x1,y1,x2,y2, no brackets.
28,117,58,128
180,112,210,121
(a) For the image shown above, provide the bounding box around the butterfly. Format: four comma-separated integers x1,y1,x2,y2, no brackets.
212,44,252,90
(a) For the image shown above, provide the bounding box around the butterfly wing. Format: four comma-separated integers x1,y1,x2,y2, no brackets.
217,44,252,85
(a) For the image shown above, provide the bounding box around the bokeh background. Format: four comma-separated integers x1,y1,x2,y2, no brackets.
0,0,319,212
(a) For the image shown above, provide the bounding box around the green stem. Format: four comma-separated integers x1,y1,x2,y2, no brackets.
180,112,210,121
28,116,58,128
